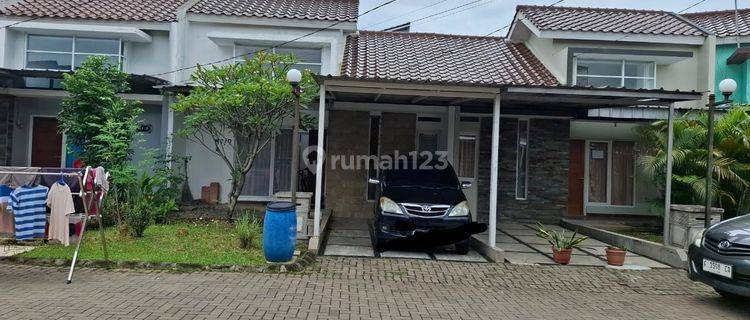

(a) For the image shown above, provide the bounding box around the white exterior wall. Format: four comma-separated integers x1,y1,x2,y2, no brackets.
515,23,713,109
0,14,351,204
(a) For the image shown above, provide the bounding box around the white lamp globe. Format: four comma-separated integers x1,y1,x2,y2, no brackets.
286,69,302,84
719,78,737,95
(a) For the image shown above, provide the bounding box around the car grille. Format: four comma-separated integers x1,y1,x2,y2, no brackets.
400,203,451,217
704,237,750,256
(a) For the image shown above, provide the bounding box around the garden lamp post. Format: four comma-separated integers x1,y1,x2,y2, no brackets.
286,69,302,206
704,78,736,228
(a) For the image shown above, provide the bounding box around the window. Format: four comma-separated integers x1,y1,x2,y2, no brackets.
515,119,529,200
235,45,322,73
242,130,297,197
457,135,477,178
587,141,635,206
25,35,122,71
575,59,655,89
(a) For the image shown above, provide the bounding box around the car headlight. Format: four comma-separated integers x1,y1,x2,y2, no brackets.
379,197,404,215
692,230,706,248
449,201,470,217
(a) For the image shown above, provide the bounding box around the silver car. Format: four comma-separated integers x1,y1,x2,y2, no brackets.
688,214,750,299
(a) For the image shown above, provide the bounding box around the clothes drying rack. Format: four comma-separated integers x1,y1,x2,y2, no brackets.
0,166,109,283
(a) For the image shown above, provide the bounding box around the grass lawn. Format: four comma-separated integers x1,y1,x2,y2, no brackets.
19,222,266,266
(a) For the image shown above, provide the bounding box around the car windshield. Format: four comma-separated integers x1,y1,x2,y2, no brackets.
384,160,459,189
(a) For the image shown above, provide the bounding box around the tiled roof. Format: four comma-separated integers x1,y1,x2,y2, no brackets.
0,0,189,22
340,31,559,87
0,0,359,22
188,0,359,22
516,5,707,36
683,9,750,38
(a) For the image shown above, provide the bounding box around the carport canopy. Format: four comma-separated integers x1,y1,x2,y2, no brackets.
309,77,703,250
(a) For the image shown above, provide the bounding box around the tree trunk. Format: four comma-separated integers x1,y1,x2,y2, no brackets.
227,173,246,220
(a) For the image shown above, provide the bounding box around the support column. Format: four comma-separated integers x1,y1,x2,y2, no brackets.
663,103,675,245
447,106,457,165
313,84,326,238
489,95,501,247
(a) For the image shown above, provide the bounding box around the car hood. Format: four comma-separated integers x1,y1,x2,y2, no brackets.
706,214,750,245
383,186,464,205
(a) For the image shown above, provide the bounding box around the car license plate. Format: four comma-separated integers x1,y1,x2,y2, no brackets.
703,259,733,279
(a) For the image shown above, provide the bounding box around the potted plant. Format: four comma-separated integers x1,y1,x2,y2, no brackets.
605,245,628,266
532,222,588,265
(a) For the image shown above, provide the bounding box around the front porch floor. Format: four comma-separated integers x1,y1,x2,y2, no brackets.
494,221,670,268
322,218,489,263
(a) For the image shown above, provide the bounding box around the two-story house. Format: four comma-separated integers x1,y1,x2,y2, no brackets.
0,0,357,204
684,8,750,104
507,5,714,217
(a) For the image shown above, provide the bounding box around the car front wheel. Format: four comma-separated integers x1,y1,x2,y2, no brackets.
455,239,471,254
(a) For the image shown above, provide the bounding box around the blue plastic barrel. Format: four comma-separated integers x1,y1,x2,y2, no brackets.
263,201,297,262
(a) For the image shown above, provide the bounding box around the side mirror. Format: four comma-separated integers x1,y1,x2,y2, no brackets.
461,181,472,189
368,178,381,185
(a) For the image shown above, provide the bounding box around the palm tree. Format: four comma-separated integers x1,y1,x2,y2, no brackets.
638,106,750,217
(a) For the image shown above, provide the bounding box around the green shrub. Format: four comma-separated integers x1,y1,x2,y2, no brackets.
236,212,262,249
124,198,151,238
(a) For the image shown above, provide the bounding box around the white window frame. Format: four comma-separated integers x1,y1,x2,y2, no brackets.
583,140,637,208
573,58,657,89
233,45,323,72
515,119,530,200
24,34,123,72
238,128,293,201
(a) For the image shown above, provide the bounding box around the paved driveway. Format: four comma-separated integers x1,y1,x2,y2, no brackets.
1,257,748,320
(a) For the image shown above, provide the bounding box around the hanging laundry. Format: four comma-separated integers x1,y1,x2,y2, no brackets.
47,182,75,246
0,167,41,187
9,185,48,240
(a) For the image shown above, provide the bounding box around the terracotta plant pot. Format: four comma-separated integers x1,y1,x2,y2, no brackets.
551,246,573,265
605,247,627,266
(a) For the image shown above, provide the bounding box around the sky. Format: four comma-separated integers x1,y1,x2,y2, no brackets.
357,0,745,36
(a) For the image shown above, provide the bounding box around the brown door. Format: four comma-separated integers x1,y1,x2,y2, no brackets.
31,117,63,167
568,140,585,216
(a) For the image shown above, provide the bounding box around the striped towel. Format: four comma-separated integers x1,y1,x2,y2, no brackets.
9,185,49,240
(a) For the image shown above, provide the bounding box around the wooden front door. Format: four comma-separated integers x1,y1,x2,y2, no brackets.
568,139,585,216
31,117,63,167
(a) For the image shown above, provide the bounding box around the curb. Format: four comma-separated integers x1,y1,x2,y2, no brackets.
0,251,317,273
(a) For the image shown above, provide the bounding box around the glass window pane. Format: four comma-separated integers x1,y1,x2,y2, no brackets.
611,141,635,206
293,63,321,74
273,130,293,193
458,136,476,178
624,78,655,89
24,77,53,88
242,142,272,196
28,35,72,52
75,38,119,54
576,59,621,77
516,120,529,199
624,61,654,78
26,52,72,70
236,45,265,59
576,76,622,88
74,54,120,68
588,142,608,203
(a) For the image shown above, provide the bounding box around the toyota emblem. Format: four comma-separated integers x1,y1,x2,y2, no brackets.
421,205,432,212
718,240,732,249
